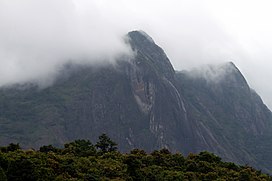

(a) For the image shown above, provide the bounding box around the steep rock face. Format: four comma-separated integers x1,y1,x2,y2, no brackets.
0,31,191,153
126,31,192,151
176,62,272,171
0,31,272,172
127,31,175,81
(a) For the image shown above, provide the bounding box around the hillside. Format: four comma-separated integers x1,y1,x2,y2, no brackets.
0,31,272,172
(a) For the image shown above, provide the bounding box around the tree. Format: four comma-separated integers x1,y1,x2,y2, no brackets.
63,140,96,157
0,143,21,153
95,134,117,153
39,145,59,153
197,151,221,163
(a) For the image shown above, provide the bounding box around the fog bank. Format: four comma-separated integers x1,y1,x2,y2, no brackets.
1,0,272,108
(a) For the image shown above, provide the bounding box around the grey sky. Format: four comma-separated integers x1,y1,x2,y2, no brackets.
0,0,272,108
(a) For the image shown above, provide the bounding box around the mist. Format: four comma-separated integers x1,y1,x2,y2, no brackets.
0,0,132,87
1,0,272,109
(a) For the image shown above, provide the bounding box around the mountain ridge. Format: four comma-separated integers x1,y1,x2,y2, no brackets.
0,30,272,172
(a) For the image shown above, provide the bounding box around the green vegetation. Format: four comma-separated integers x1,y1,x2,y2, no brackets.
0,135,270,181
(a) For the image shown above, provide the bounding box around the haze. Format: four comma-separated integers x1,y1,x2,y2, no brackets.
0,0,272,109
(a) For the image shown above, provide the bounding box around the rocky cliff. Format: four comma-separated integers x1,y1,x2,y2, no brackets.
0,31,272,172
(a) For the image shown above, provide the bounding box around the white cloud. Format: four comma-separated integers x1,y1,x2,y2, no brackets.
0,0,272,108
0,0,132,87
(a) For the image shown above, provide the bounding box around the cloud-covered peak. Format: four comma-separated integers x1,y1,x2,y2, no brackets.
181,61,247,85
0,0,132,87
128,30,155,44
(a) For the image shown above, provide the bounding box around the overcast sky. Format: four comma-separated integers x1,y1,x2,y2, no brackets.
0,0,272,108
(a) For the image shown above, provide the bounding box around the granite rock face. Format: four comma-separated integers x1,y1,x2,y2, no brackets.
0,31,272,172
176,62,272,171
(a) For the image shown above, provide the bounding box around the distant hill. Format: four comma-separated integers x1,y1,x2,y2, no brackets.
0,30,272,172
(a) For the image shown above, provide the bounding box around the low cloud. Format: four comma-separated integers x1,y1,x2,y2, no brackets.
181,62,239,84
0,0,132,87
0,0,272,109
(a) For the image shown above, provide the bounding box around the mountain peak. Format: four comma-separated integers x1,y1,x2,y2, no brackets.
127,30,175,80
1,30,272,173
180,61,246,84
128,30,155,44
221,61,240,72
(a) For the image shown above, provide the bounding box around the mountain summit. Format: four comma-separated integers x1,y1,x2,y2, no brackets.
0,31,272,172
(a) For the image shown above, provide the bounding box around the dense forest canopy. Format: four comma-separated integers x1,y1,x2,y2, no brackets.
0,134,270,181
